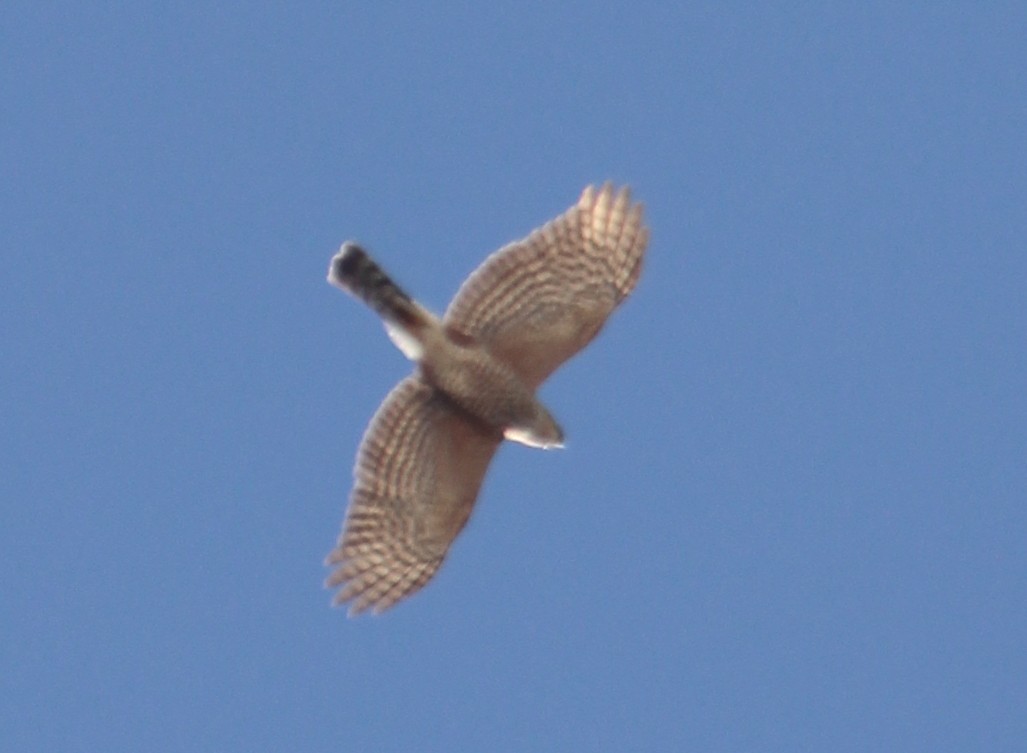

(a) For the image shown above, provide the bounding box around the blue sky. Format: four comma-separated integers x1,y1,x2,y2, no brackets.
3,3,1025,751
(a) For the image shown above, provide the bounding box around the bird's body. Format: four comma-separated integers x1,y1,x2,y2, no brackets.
330,244,564,448
325,183,649,614
419,331,564,449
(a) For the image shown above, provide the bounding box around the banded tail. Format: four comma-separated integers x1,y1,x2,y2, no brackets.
328,242,435,360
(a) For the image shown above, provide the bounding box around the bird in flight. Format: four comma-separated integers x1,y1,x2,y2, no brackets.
325,183,649,615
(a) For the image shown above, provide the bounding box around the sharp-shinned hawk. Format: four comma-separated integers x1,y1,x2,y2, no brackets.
325,183,649,615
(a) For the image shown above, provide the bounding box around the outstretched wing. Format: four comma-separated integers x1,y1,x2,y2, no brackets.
325,375,502,615
444,183,649,389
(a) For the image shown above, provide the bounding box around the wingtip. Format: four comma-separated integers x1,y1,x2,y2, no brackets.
579,184,596,208
580,181,635,210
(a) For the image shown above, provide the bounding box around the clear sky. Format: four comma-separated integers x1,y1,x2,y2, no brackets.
3,4,1025,751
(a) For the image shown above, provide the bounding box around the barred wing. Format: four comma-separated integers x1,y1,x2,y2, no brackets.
444,183,648,389
325,375,502,615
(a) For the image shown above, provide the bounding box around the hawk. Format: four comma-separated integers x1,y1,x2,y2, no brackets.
325,183,649,614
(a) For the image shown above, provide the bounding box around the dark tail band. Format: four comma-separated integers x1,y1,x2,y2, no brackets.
328,243,423,328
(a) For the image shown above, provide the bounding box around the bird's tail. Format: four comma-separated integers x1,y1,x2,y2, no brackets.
328,243,433,359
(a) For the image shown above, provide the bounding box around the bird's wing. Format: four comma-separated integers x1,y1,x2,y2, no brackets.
444,183,648,389
325,375,502,615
